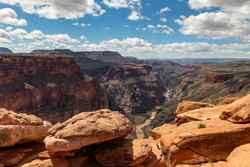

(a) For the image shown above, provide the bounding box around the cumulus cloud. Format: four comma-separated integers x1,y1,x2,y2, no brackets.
177,0,250,41
103,0,145,21
2,30,249,58
189,0,250,15
177,12,250,40
0,0,147,20
103,0,132,9
0,27,83,51
0,8,27,26
0,0,105,19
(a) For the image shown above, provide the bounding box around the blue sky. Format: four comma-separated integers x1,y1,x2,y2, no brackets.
0,0,250,59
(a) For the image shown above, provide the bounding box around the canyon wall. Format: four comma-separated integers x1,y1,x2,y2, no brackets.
0,54,107,123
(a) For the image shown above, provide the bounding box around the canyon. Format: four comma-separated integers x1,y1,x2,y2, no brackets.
1,49,250,166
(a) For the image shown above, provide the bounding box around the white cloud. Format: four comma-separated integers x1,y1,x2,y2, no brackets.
103,0,145,21
0,27,84,51
0,8,27,26
160,6,170,14
128,10,143,21
1,26,250,59
177,0,250,41
189,0,250,15
0,0,105,19
177,12,250,40
103,0,131,9
137,24,174,34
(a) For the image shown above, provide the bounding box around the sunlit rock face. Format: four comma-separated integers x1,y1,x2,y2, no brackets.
0,54,107,123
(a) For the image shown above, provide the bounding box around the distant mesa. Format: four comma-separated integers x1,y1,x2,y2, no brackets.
0,47,12,54
32,49,74,55
32,49,139,64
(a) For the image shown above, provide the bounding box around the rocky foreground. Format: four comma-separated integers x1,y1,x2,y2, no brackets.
1,93,250,166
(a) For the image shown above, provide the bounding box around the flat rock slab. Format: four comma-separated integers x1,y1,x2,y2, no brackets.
176,106,224,125
176,101,214,115
44,109,133,154
176,93,250,125
159,119,250,166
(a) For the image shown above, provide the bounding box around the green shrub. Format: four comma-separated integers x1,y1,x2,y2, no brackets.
197,123,206,129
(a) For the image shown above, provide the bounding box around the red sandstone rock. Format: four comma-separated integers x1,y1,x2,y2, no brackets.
176,101,214,115
151,123,178,139
44,109,133,154
0,109,51,147
227,144,250,167
158,119,250,166
176,106,223,125
220,94,250,123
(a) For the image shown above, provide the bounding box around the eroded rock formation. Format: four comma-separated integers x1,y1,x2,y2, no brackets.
0,108,166,167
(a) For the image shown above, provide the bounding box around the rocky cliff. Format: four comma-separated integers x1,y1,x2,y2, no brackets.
30,50,167,115
0,54,107,123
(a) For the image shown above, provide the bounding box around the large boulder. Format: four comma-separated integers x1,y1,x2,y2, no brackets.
0,109,51,147
175,94,250,124
227,144,250,167
158,119,250,166
176,101,214,115
94,139,165,167
44,109,133,154
220,94,250,123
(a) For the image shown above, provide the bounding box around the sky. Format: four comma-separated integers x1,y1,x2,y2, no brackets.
0,0,250,59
